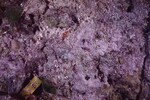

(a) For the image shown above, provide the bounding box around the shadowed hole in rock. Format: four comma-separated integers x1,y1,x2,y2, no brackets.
93,56,104,82
116,88,131,100
85,75,90,80
82,39,86,44
42,0,49,15
29,14,35,24
0,18,2,25
69,13,79,25
97,67,104,82
126,0,134,12
95,32,101,39
25,60,39,75
33,25,40,33
107,75,113,85
2,26,9,32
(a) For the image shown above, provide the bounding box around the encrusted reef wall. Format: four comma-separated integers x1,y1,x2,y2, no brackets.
0,0,150,100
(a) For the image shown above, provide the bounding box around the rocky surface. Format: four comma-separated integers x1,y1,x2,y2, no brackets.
0,0,149,100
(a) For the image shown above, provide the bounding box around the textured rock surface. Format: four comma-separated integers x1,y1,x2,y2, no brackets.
0,0,149,100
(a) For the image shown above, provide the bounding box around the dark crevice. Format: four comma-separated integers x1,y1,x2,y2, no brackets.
85,75,90,80
136,11,150,100
29,14,35,24
69,13,79,25
0,6,6,12
33,25,39,33
93,56,104,82
107,74,113,85
40,41,47,52
0,18,2,25
25,60,39,76
116,88,130,100
82,39,86,44
126,0,134,12
43,0,49,15
97,67,104,82
28,14,40,33
95,32,101,39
